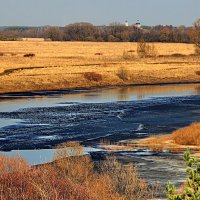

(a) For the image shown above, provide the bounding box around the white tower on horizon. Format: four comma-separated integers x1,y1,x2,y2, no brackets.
135,20,141,28
125,20,129,27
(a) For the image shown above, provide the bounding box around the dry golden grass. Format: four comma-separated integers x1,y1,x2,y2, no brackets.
172,123,200,145
0,41,199,94
127,122,200,155
21,38,45,42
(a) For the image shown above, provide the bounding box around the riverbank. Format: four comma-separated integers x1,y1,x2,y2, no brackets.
0,41,200,94
111,122,200,157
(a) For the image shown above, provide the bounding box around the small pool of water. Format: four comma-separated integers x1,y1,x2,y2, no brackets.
0,147,102,165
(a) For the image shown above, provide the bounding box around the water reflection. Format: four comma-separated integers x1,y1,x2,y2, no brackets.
195,86,200,95
115,84,200,101
117,88,131,101
0,84,199,113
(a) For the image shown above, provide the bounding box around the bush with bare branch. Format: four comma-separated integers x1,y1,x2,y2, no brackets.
97,156,156,200
190,18,200,54
137,39,158,58
117,67,129,81
0,142,157,200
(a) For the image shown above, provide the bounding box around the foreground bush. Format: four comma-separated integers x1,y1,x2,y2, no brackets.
97,156,155,199
0,155,29,174
0,156,92,200
0,142,156,200
165,149,200,200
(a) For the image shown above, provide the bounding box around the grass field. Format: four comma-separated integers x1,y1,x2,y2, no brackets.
0,41,200,94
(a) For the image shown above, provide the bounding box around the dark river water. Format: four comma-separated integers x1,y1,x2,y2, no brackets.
0,84,199,151
0,84,200,196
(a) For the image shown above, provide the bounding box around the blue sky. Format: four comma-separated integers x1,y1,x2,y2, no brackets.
0,0,199,26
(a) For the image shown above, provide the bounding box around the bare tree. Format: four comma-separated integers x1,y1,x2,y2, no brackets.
191,18,200,54
193,18,200,29
45,27,64,41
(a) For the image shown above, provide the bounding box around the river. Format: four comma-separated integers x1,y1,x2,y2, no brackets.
0,83,200,195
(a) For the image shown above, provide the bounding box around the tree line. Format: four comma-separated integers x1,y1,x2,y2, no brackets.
0,20,200,44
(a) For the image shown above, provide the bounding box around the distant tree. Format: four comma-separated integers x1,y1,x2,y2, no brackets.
0,32,17,41
193,18,200,29
64,22,97,41
159,27,173,42
109,22,124,26
189,18,200,54
46,27,64,41
109,25,129,41
107,34,120,42
0,22,195,43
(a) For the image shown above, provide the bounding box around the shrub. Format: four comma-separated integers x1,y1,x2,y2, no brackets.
171,123,200,146
137,39,158,58
97,156,156,200
84,72,103,82
10,53,17,56
117,67,129,81
24,53,35,58
165,149,200,200
0,155,30,174
0,163,92,200
122,50,135,60
196,71,200,76
127,50,135,53
0,153,93,200
53,142,93,184
195,46,200,55
170,53,187,57
95,52,103,56
0,143,156,200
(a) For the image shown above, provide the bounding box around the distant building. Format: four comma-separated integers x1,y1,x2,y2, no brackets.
125,20,129,27
134,20,141,28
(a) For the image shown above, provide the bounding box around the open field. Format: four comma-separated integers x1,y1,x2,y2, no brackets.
0,41,200,94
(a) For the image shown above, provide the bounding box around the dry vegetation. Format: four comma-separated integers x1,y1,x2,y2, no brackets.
126,122,200,155
172,123,200,146
0,41,199,94
83,72,102,82
0,142,156,200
